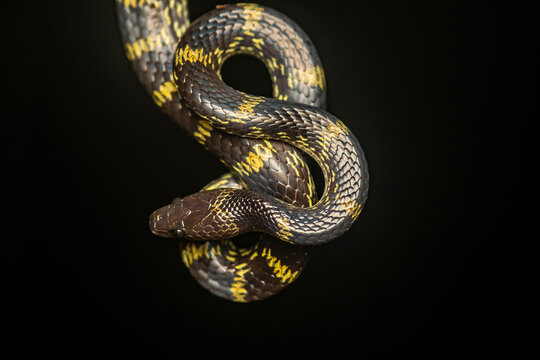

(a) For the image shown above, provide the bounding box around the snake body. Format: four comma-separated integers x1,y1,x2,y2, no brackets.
116,0,368,301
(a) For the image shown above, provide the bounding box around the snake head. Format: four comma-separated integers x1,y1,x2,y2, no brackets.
149,190,247,241
149,197,188,238
149,193,220,239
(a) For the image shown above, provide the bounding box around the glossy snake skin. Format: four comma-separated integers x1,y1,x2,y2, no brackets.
116,0,368,301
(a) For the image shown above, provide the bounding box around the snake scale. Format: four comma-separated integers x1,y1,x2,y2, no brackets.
116,0,368,302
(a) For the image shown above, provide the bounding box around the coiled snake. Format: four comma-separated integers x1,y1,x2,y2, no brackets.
116,0,368,302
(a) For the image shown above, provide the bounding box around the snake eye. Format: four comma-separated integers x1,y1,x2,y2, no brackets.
169,228,184,238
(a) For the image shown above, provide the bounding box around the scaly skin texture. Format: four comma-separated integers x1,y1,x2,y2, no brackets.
155,4,369,245
116,1,331,301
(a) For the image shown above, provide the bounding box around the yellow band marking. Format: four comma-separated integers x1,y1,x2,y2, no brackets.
348,201,363,221
262,247,300,284
176,44,210,66
252,37,264,49
241,3,264,35
237,142,277,175
288,65,326,90
181,242,209,267
237,94,264,113
151,80,177,107
116,0,153,8
275,217,294,243
192,120,214,144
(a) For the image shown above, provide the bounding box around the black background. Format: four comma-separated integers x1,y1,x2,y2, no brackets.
5,0,532,357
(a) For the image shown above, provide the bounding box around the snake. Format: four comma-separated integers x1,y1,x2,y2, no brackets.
116,0,368,301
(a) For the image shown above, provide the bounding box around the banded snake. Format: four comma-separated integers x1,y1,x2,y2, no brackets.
116,0,368,302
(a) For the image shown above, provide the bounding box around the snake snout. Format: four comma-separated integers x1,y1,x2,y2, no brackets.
149,209,166,237
149,207,176,238
149,200,187,239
